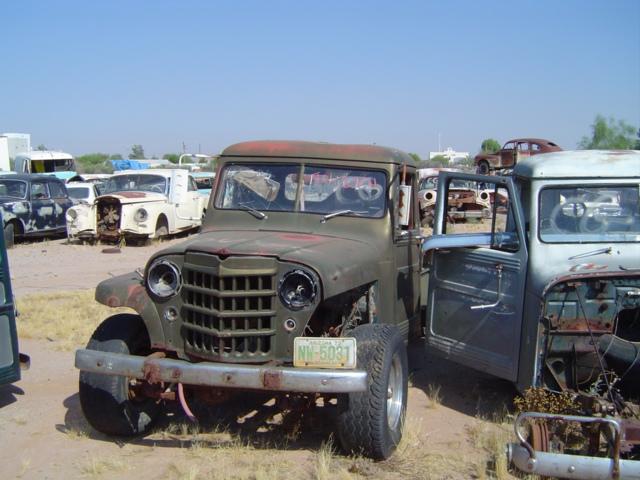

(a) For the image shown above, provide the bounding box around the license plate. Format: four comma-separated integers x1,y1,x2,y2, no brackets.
293,337,357,369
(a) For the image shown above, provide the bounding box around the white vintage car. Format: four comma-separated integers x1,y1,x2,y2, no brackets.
66,169,206,242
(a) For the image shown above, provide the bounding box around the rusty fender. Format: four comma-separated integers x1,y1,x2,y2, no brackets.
94,272,165,345
74,349,368,393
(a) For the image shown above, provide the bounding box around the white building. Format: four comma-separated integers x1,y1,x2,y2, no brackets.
1,133,31,160
429,147,470,165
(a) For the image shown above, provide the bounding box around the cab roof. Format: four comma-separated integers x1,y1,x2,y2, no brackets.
513,150,640,179
221,140,416,166
14,150,74,160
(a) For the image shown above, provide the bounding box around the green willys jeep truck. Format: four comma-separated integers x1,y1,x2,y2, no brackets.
75,140,423,459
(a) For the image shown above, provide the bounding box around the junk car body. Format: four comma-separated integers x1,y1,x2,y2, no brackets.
417,169,491,226
13,150,77,182
66,169,205,242
474,138,561,174
421,150,640,479
74,140,422,459
66,182,99,205
0,174,72,247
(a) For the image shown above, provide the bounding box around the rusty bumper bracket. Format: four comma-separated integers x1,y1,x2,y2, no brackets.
75,349,368,393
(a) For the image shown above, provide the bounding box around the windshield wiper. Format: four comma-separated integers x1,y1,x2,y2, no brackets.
321,209,354,223
568,246,612,260
238,203,267,220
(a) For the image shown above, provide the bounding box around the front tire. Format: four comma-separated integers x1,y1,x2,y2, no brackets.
477,160,491,175
337,324,408,459
79,314,161,436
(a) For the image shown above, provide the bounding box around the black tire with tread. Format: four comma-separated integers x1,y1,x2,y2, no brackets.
337,324,408,459
79,314,160,436
477,160,491,175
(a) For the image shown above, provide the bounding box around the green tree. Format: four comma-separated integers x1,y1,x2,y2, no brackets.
36,144,47,151
109,153,123,160
163,153,180,164
129,144,145,159
76,153,114,174
480,138,501,153
428,154,449,167
579,115,638,149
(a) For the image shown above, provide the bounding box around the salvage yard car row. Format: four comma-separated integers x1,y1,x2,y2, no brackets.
0,169,212,247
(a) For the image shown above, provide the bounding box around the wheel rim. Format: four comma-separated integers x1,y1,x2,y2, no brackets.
386,354,404,430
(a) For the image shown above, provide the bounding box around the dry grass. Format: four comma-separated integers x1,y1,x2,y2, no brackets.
15,290,131,350
468,411,516,480
80,453,127,477
425,383,442,409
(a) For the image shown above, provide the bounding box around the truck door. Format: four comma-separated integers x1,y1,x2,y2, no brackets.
423,172,527,381
393,169,421,334
0,212,20,385
171,171,201,227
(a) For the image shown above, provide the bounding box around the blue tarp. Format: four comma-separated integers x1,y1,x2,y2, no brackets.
110,159,150,171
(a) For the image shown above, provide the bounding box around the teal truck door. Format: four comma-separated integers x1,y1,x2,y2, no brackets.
0,211,21,386
423,172,528,381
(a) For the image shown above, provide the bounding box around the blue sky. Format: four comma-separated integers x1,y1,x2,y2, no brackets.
3,0,639,158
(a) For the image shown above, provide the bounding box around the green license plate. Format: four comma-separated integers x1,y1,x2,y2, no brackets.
293,337,357,369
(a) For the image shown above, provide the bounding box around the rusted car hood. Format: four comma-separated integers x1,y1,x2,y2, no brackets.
156,229,383,299
97,192,166,204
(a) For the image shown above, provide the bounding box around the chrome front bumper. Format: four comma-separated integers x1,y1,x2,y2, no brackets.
75,349,368,393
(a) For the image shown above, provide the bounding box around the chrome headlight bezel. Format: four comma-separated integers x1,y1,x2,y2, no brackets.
134,207,148,223
147,258,182,299
278,269,318,311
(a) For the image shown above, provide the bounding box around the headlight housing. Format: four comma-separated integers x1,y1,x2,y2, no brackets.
134,208,148,223
147,259,182,299
279,269,317,310
66,209,78,221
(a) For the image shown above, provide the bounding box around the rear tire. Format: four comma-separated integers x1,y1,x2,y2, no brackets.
3,223,14,249
337,324,408,459
79,314,161,436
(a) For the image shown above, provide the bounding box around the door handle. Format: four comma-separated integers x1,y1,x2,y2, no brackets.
470,264,503,310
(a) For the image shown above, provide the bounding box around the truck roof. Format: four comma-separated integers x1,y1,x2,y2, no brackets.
221,140,416,166
15,150,74,160
513,150,640,179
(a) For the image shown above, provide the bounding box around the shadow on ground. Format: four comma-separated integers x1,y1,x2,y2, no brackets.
0,384,25,409
408,340,518,419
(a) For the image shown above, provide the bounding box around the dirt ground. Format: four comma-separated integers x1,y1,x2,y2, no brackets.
0,237,522,480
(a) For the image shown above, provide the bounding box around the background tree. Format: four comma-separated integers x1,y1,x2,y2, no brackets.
427,154,449,167
76,153,114,174
109,153,123,160
163,153,180,164
578,115,638,149
480,138,501,153
36,144,47,151
129,144,145,159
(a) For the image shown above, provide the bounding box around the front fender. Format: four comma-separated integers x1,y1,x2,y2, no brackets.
95,272,165,347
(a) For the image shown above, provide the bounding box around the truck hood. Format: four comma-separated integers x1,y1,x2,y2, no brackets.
156,229,384,299
97,192,167,204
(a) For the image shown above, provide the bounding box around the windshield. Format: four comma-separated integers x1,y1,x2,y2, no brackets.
539,185,640,242
419,176,473,191
102,174,168,195
0,180,27,199
67,187,91,200
216,163,387,218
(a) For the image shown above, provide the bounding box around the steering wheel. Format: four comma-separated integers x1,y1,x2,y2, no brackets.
149,185,164,194
335,184,359,205
549,197,586,233
356,183,384,203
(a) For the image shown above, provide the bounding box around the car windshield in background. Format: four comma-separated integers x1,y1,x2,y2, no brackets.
0,180,28,199
102,175,168,195
67,187,91,200
419,177,472,190
539,185,640,242
216,163,387,218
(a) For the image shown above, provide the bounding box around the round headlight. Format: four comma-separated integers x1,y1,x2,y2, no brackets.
279,269,317,310
425,191,434,201
147,259,182,299
134,208,148,223
66,209,77,221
